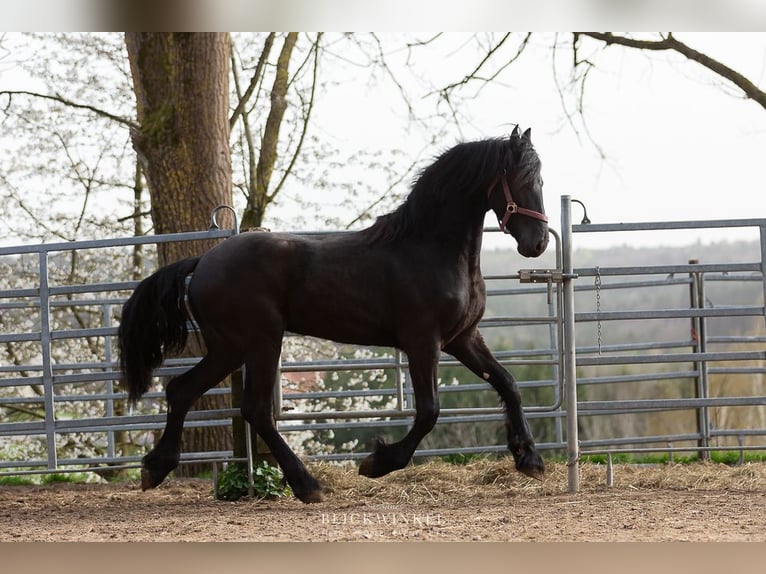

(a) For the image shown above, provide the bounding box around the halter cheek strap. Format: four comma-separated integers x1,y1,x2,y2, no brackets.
487,175,548,233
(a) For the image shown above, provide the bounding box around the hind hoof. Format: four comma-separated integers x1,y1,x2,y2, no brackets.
358,453,382,478
140,467,170,491
295,488,325,504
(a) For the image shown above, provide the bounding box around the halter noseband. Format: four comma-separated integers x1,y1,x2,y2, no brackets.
487,174,548,233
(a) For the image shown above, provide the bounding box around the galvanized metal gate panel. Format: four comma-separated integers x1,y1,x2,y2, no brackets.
2,198,765,496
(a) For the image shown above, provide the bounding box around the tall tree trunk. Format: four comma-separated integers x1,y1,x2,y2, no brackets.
126,32,234,261
125,32,234,477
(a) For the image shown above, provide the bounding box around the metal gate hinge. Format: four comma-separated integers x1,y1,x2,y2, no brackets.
518,269,578,283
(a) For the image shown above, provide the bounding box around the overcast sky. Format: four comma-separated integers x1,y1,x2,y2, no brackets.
1,32,765,251
300,33,766,250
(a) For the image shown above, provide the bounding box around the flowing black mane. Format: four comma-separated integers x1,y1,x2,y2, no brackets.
363,135,541,244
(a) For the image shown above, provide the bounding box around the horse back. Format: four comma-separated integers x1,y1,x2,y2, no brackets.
188,230,485,350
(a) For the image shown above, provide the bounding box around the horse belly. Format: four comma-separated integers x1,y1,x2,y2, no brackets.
285,283,396,347
282,245,398,345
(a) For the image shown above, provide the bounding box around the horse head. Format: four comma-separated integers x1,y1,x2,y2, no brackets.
487,127,549,257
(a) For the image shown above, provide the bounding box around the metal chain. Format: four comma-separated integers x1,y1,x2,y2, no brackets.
594,266,603,355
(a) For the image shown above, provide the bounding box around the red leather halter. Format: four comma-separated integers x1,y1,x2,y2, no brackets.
487,174,548,233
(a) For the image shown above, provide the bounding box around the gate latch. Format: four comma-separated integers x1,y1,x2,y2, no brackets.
518,269,578,284
518,269,578,304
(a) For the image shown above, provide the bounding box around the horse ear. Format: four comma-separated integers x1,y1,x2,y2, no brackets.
511,125,521,138
522,127,532,141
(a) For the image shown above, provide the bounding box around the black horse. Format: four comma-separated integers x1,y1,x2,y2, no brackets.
118,127,549,503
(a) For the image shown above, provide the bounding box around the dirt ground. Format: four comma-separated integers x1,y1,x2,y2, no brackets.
3,459,766,542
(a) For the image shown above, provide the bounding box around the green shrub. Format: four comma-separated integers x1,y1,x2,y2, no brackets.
215,460,291,501
0,475,35,486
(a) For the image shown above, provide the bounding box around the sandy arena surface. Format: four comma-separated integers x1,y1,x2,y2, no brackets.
3,460,766,542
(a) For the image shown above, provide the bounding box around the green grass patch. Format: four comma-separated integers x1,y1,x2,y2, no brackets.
0,473,79,485
0,475,36,486
579,451,766,466
42,473,78,484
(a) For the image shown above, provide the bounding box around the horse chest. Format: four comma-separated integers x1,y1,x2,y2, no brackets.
435,272,486,343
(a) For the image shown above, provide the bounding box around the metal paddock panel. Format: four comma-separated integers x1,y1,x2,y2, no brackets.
565,208,766,492
1,202,765,494
0,221,565,477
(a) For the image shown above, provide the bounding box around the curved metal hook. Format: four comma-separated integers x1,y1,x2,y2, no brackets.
571,199,591,224
209,205,240,235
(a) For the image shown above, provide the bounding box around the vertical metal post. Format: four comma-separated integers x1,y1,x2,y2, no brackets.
273,354,283,419
689,262,704,458
552,230,565,447
212,208,262,492
561,196,579,493
606,453,614,487
696,270,711,460
395,349,406,411
39,250,58,469
689,262,712,459
103,303,116,460
244,398,255,499
760,225,766,332
548,285,564,446
400,350,414,411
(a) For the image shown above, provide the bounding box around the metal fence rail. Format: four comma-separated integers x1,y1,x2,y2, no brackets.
567,207,766,487
1,200,765,496
0,220,565,477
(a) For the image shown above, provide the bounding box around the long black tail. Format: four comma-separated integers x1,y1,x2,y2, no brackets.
118,257,201,404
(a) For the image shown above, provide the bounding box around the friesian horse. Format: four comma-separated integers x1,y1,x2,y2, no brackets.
118,126,549,503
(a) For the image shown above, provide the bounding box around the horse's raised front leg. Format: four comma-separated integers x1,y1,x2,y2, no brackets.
141,351,239,490
241,342,325,504
358,340,440,478
444,329,545,480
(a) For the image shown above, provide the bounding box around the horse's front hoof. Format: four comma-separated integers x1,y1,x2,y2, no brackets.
514,448,545,481
358,438,404,478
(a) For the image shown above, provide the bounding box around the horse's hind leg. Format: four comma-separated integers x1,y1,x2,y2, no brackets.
241,344,324,504
444,330,544,480
141,349,241,490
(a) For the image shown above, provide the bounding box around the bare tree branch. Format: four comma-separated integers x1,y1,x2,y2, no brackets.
551,34,607,160
344,143,429,229
0,404,45,420
370,33,418,120
240,32,299,229
229,32,275,130
439,33,512,94
230,47,260,211
405,33,443,51
270,33,323,203
430,33,532,100
1,174,72,241
0,89,137,128
577,32,766,111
